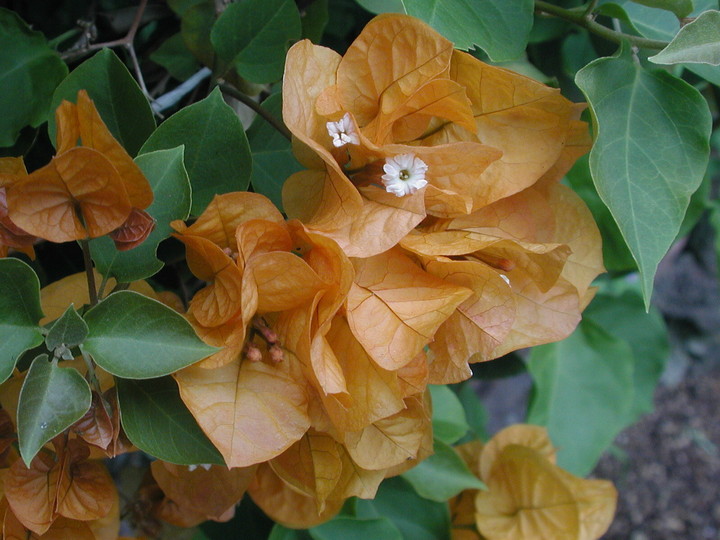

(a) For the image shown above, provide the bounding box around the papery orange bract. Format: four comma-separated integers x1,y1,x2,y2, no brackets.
346,248,471,371
55,90,152,209
248,463,344,529
4,439,116,535
150,462,256,521
7,147,131,242
71,391,114,453
400,179,603,376
5,90,152,244
109,207,156,251
448,425,617,540
342,393,430,471
174,356,310,468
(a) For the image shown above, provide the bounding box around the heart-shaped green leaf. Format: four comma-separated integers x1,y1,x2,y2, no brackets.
116,376,224,465
0,8,67,146
650,10,720,66
45,304,88,351
576,48,711,306
49,49,155,156
0,258,44,383
140,88,251,215
83,290,217,379
18,354,91,466
210,0,301,83
403,0,533,60
402,439,485,501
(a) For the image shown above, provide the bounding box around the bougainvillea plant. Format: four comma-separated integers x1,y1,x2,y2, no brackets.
0,0,715,538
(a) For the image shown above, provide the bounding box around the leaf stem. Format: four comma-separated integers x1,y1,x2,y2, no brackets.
80,239,98,307
218,83,292,141
534,0,669,50
81,348,103,395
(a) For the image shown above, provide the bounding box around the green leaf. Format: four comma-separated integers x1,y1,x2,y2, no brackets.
17,354,91,466
150,32,201,80
0,258,44,383
585,288,669,422
565,155,637,273
45,304,88,351
597,1,678,40
90,147,192,282
630,0,693,18
650,10,720,65
140,87,251,215
247,93,302,210
357,476,451,540
355,0,405,13
49,49,155,156
429,385,469,444
82,291,217,379
455,382,489,441
180,0,217,66
269,525,313,540
402,439,485,501
575,48,711,306
116,376,224,465
0,8,67,147
310,517,402,540
301,0,329,43
403,0,533,60
527,318,635,476
211,0,302,83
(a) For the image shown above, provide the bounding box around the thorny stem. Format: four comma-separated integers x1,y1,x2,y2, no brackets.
534,0,670,50
80,239,98,307
219,83,292,141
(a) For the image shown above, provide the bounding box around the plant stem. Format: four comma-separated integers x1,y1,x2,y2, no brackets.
535,0,669,50
80,239,98,307
61,0,149,61
81,348,103,395
219,83,292,141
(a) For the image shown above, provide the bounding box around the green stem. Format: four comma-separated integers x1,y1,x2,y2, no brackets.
583,0,599,17
80,239,98,307
218,83,292,141
534,0,669,50
81,348,103,395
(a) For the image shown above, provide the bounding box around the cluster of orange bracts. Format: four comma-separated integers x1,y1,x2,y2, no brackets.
0,89,155,257
0,13,608,539
166,14,605,531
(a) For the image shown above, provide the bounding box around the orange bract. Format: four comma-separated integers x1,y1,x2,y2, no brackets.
449,425,617,540
6,90,152,244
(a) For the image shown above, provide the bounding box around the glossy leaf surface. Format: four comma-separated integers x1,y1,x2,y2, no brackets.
83,291,217,379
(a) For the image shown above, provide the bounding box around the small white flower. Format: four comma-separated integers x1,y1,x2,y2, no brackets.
326,112,359,147
381,153,429,197
187,463,213,472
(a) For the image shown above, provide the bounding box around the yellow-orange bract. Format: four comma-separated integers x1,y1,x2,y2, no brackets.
5,90,153,243
450,425,617,540
282,14,589,258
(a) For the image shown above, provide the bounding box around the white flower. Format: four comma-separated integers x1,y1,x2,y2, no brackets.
187,463,213,472
326,112,359,147
381,153,429,197
499,274,511,286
